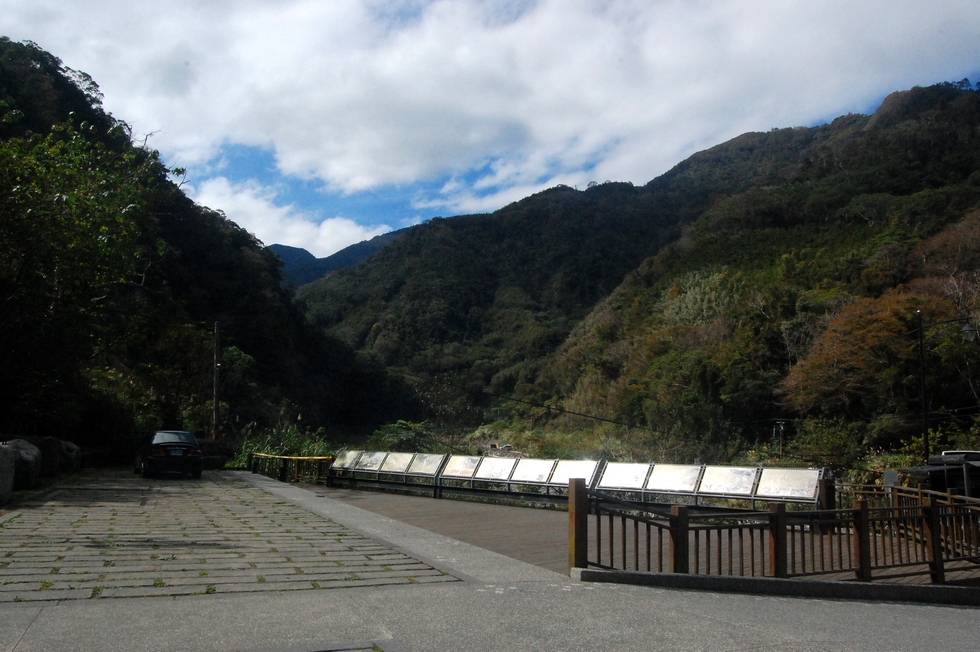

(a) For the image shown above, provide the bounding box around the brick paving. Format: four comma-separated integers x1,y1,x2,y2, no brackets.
0,469,458,603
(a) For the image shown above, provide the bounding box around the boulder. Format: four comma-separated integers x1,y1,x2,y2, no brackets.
22,436,61,477
0,445,15,505
4,439,42,490
58,439,82,471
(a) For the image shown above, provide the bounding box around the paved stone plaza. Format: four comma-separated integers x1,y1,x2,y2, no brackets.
0,470,456,603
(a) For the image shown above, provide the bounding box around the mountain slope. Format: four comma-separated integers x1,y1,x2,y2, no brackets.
525,83,980,464
269,228,407,287
301,82,980,463
0,38,415,452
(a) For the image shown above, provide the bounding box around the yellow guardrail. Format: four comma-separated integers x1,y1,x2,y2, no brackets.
246,452,335,484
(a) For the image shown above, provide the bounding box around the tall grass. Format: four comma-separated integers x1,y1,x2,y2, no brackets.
230,421,334,466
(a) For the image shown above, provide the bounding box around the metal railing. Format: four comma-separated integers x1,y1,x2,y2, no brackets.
247,452,334,484
569,479,979,584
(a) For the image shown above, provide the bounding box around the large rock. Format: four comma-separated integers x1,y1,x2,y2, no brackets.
0,445,15,505
4,440,42,490
22,436,61,477
58,439,82,471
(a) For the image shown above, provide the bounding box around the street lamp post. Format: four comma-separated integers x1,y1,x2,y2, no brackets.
914,310,977,462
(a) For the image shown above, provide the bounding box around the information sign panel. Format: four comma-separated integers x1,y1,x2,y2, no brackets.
380,452,414,473
355,451,387,471
474,457,517,481
550,460,599,486
755,468,820,499
646,464,701,493
598,462,651,489
332,450,361,469
441,455,481,478
698,466,758,495
407,453,445,476
510,458,557,484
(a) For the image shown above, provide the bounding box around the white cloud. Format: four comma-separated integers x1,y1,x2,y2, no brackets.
2,0,980,228
187,178,390,258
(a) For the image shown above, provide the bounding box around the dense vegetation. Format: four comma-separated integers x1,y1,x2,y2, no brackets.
303,81,980,473
0,38,415,458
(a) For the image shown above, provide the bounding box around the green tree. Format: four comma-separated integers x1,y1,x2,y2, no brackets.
0,125,159,431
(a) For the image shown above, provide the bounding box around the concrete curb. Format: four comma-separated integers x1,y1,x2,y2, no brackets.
572,567,980,606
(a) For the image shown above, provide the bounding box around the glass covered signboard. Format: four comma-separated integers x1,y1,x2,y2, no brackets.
698,466,758,496
380,452,415,473
646,464,702,493
598,462,652,490
549,460,599,486
474,457,518,481
441,455,482,478
407,453,445,476
510,459,557,484
355,451,387,471
332,450,361,469
755,468,820,499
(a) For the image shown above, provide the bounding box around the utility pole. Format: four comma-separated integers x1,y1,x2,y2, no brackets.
213,321,220,439
917,311,929,463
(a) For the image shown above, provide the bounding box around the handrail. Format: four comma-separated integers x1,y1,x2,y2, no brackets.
249,452,335,460
247,452,334,484
569,479,980,584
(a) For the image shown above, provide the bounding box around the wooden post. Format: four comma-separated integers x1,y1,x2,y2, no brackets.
921,498,946,585
568,478,589,574
769,503,788,578
670,505,690,574
247,453,255,473
852,500,872,581
278,458,288,482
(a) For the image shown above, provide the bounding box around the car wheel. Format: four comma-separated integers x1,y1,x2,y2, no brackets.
192,469,202,479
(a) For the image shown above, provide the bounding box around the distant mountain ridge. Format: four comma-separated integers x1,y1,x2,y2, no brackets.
269,229,407,286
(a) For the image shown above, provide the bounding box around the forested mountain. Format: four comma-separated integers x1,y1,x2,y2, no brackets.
269,228,407,287
0,38,415,456
302,81,980,469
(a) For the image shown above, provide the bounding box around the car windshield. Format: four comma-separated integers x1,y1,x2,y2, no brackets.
152,431,197,444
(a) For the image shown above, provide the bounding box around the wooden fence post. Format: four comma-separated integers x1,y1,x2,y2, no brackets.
852,500,872,581
769,503,788,578
670,505,690,574
247,453,255,473
568,478,589,574
278,458,288,482
921,498,946,585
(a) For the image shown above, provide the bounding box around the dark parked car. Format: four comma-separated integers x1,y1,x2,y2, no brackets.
135,430,203,479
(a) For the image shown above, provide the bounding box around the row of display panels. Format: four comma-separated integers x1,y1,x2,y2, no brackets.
331,450,823,501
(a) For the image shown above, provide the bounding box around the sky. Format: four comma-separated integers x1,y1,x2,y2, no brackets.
3,1,980,257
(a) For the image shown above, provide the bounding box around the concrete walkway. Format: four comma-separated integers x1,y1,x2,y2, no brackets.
1,470,977,651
